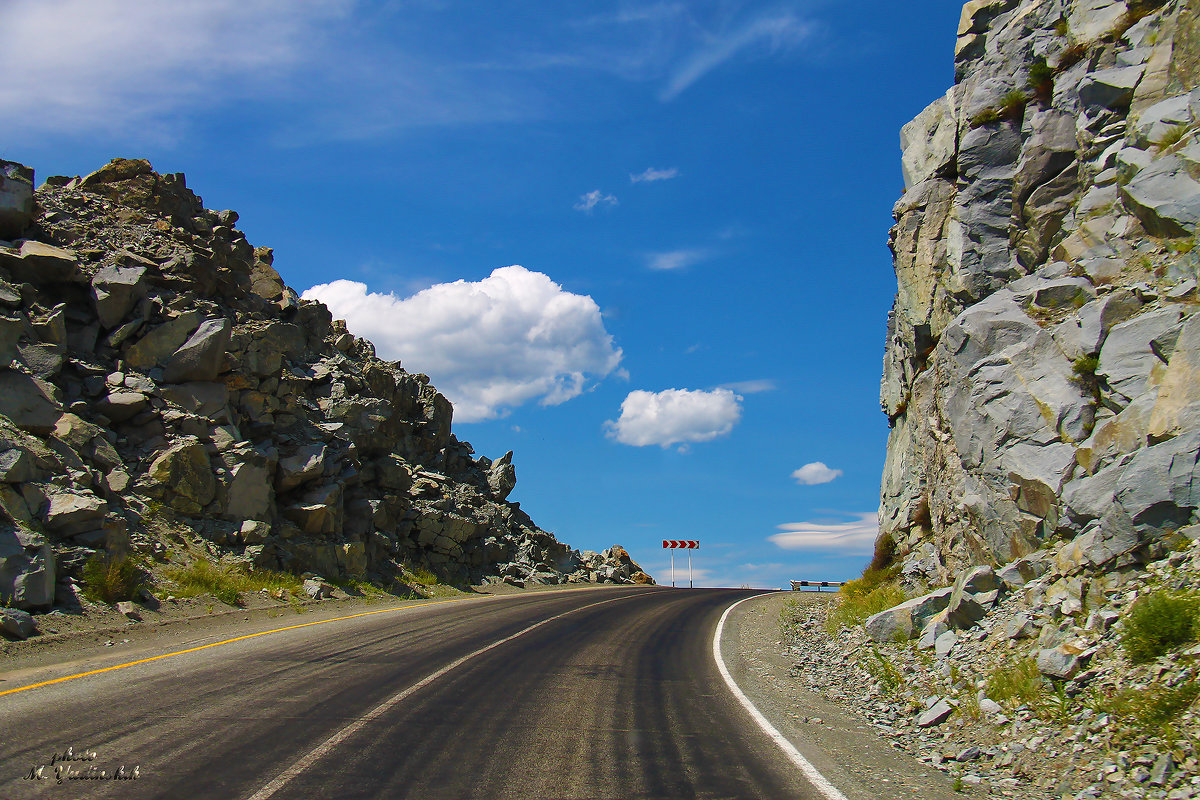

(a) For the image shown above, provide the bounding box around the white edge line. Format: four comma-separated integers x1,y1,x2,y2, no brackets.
245,590,649,800
713,594,851,800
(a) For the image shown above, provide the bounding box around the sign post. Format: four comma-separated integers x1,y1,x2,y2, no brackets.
662,540,699,587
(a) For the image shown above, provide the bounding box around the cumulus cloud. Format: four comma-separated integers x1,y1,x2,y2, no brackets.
646,248,709,271
303,265,622,422
769,513,878,555
630,166,679,183
791,462,843,485
574,190,618,213
605,388,742,448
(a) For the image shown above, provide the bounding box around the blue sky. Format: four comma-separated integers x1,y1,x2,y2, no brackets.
4,0,964,588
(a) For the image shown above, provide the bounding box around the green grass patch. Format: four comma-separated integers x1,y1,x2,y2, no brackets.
986,657,1045,708
164,559,303,608
860,648,904,697
1121,590,1200,664
1091,680,1200,735
826,576,905,633
80,553,148,604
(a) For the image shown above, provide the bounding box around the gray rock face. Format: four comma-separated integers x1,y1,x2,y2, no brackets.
0,156,652,603
881,0,1200,585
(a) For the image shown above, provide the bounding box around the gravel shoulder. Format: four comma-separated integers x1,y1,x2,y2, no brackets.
721,590,973,800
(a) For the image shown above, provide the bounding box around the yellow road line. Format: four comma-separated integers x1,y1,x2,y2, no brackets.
0,596,471,698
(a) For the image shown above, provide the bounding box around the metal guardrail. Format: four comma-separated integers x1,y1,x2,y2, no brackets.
790,580,846,592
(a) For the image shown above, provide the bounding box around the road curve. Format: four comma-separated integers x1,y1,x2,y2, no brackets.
1,586,833,799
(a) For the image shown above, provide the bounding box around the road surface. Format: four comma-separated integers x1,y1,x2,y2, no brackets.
1,586,843,799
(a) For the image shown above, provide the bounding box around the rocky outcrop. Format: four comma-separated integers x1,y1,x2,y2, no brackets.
0,157,650,611
881,0,1200,586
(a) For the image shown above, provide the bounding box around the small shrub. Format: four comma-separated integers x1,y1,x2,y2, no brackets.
1092,679,1200,734
80,554,147,604
1072,354,1099,378
1039,680,1077,723
867,532,898,573
1120,590,1200,663
969,107,1003,128
861,648,904,697
1158,124,1189,150
1028,57,1054,92
986,658,1045,708
957,688,982,720
1057,43,1088,71
999,90,1029,119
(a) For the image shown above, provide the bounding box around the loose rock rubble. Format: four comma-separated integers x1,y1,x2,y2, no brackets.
783,534,1200,799
0,156,650,632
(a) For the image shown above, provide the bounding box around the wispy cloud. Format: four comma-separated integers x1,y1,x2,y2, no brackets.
646,248,709,271
661,13,813,101
792,462,842,485
630,166,680,183
769,512,878,555
574,190,619,213
720,379,776,394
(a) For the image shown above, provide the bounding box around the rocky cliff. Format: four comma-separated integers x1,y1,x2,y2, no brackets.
881,0,1200,587
0,157,651,613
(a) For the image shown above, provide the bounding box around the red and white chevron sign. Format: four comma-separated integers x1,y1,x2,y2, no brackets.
662,540,699,549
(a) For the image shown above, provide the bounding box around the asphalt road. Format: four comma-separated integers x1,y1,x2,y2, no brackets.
0,586,831,799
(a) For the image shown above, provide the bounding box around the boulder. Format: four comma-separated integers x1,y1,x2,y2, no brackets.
0,160,34,240
97,391,148,423
0,313,21,369
1120,145,1200,237
916,698,955,727
1098,307,1184,406
276,444,326,492
1149,312,1200,438
487,451,517,500
148,437,216,515
163,317,231,383
0,525,55,610
0,372,63,435
224,458,274,521
1036,647,1081,680
42,491,106,538
864,587,954,642
125,310,203,371
0,608,36,640
91,264,148,330
0,241,83,284
1078,65,1145,110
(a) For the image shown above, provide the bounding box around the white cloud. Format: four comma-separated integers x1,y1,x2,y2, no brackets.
303,266,622,422
574,190,619,213
605,388,742,448
720,379,776,394
0,0,352,139
630,166,680,183
646,248,709,271
661,13,813,101
791,462,843,485
769,513,878,555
